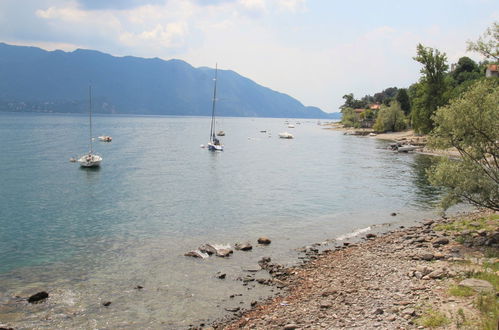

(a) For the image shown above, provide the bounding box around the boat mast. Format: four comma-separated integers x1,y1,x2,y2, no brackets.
209,64,218,142
89,84,93,154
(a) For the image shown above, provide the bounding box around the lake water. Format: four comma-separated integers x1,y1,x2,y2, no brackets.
0,112,448,328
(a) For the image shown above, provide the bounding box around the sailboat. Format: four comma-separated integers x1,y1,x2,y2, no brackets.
78,85,102,167
207,64,224,151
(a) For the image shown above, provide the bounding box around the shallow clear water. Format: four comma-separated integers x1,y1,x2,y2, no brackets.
0,112,445,328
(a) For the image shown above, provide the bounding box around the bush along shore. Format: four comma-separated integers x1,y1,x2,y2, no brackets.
201,210,498,330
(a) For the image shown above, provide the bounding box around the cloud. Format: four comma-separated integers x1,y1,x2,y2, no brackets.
275,0,306,13
0,0,497,112
120,22,188,48
76,0,166,10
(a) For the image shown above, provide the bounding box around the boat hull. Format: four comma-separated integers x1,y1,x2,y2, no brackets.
78,154,103,167
278,132,294,139
207,143,223,151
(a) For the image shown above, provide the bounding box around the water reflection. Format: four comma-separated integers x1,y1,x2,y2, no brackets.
410,154,442,208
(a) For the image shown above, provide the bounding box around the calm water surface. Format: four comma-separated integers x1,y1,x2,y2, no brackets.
0,113,445,328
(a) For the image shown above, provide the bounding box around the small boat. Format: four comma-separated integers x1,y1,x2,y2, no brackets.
369,132,377,137
278,132,294,139
216,130,225,136
78,85,102,167
98,135,112,142
287,124,295,128
207,64,224,151
397,145,418,153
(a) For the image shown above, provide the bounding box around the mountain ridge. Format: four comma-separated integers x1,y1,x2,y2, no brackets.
0,43,339,119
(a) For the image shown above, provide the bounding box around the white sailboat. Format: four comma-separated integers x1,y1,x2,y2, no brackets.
207,64,224,151
78,85,102,167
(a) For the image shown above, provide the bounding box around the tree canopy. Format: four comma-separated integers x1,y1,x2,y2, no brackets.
428,78,499,210
373,101,406,133
411,44,449,134
466,21,499,61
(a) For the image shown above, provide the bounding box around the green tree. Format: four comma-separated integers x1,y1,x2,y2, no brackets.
341,93,367,110
373,101,407,132
411,44,449,134
451,56,481,85
340,107,359,128
395,88,411,115
466,22,499,61
427,78,499,211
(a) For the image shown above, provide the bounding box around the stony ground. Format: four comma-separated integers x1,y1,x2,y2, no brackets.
209,210,498,330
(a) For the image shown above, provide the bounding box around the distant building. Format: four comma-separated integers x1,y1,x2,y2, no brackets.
354,108,365,114
486,64,499,77
369,104,381,110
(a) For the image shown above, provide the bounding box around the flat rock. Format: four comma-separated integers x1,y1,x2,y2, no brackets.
420,254,434,261
284,324,299,330
458,278,494,293
216,248,233,257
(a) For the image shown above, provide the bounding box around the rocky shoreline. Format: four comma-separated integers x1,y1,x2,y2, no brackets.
204,209,498,329
323,123,461,158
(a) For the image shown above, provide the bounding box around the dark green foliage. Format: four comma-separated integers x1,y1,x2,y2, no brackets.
395,88,411,115
411,44,449,134
341,93,367,110
451,56,482,86
374,87,398,105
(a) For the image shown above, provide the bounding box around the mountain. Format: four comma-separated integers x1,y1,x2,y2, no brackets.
0,43,332,118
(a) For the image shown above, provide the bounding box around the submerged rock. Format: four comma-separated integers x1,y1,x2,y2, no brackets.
199,244,233,257
184,250,209,259
28,291,49,303
257,237,271,245
235,242,253,251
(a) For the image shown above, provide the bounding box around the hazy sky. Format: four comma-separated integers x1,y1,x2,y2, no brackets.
1,0,497,112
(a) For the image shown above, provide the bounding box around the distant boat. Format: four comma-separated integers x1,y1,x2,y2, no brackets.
279,132,294,139
98,135,112,142
207,64,224,151
216,130,225,137
287,124,295,128
78,85,102,167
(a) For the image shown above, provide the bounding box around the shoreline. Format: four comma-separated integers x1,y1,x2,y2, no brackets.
323,123,461,158
209,209,498,329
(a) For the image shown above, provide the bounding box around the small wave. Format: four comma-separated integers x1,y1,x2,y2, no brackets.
336,226,371,241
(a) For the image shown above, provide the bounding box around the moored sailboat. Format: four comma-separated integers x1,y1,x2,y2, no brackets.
78,85,102,167
207,64,224,151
